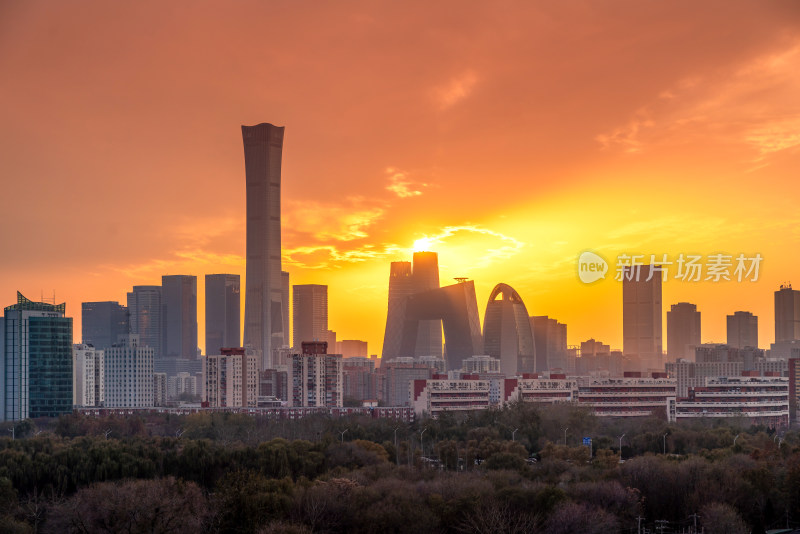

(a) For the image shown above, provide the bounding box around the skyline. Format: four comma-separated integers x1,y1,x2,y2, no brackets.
2,2,800,354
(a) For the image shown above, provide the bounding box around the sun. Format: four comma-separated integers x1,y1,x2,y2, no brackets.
413,237,435,252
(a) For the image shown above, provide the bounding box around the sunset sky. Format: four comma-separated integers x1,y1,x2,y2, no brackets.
2,1,800,355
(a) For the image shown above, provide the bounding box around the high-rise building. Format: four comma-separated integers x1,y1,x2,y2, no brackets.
288,341,343,407
81,301,129,350
622,265,663,370
530,316,568,372
343,357,377,402
281,270,290,347
2,292,73,420
483,283,536,376
161,275,197,360
727,311,758,349
153,372,168,406
775,285,800,344
104,334,154,408
167,372,197,400
789,358,800,424
382,252,443,360
205,274,240,356
293,284,328,348
202,347,258,408
127,285,162,358
73,344,105,407
242,123,286,369
666,303,701,361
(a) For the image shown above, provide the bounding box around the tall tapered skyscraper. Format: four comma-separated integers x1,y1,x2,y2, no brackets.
242,123,286,369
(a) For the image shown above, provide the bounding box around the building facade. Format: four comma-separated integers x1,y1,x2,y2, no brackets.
2,292,73,420
411,377,491,417
775,285,800,344
727,311,758,349
205,274,240,357
292,284,328,348
622,265,663,370
161,275,197,360
104,335,154,408
81,301,129,351
242,123,286,369
577,374,677,420
288,341,343,408
530,316,568,373
127,285,162,358
73,344,105,407
666,302,701,360
483,283,536,376
203,347,258,408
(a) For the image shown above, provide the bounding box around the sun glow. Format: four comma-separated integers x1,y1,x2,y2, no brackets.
413,237,435,252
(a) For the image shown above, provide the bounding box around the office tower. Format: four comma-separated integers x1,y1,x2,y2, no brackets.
727,311,758,349
293,284,328,347
205,274,240,356
483,283,536,376
127,285,162,358
81,301,129,350
281,271,290,346
530,316,568,372
666,303,701,360
775,285,800,343
104,334,154,408
73,344,105,407
622,265,663,370
2,292,73,420
161,275,197,360
382,252,443,360
242,123,286,369
411,252,442,358
288,341,343,407
398,280,484,371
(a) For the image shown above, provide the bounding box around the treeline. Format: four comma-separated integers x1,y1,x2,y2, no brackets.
0,404,798,533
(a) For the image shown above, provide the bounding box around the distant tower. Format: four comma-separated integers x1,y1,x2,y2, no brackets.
281,271,290,348
81,301,129,350
127,285,162,358
622,265,663,370
242,123,286,369
293,284,328,348
666,302,701,360
161,275,197,360
775,285,800,344
483,283,536,376
381,251,442,359
205,274,240,356
727,311,758,349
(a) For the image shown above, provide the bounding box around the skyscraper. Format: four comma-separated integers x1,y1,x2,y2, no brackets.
530,316,568,373
104,334,154,408
81,301,129,350
727,311,758,349
2,292,73,420
281,270,290,348
205,274,240,356
242,123,286,369
382,252,442,359
775,285,800,344
161,275,198,360
666,302,701,361
293,284,328,348
483,283,536,376
622,265,663,370
127,285,162,358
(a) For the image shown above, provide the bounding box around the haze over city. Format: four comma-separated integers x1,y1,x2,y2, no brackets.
2,0,800,355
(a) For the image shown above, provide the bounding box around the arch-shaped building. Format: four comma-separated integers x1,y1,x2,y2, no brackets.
483,283,536,376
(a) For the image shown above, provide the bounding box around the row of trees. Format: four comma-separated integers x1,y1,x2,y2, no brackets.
0,404,798,533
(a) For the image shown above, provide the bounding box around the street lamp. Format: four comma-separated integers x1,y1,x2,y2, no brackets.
663,433,668,455
512,428,519,442
340,428,349,443
563,427,569,446
733,434,740,447
619,433,626,462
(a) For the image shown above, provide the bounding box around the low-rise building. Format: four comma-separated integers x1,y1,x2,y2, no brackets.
503,373,577,404
577,373,677,420
411,376,491,417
